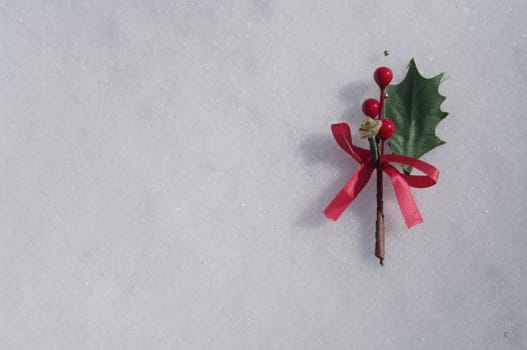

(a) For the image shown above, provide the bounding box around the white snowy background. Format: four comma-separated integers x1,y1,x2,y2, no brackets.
1,1,526,349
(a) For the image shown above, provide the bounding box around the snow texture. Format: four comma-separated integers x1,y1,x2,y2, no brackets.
1,1,526,349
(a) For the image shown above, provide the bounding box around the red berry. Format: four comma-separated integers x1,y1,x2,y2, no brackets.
377,119,395,140
362,98,380,117
374,67,393,89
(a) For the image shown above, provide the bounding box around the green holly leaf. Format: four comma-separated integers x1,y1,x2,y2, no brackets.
385,59,448,173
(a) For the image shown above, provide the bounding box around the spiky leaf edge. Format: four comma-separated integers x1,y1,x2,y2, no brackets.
386,59,448,173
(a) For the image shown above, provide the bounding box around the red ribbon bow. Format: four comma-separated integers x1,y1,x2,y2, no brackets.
323,123,439,228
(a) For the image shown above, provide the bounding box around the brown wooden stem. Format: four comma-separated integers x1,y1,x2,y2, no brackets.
375,150,385,265
375,87,386,266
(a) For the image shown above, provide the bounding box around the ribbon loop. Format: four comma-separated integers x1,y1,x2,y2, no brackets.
382,154,439,188
330,123,371,163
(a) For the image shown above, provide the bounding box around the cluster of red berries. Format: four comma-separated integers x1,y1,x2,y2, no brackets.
361,67,395,141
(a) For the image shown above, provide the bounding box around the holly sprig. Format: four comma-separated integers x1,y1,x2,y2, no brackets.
356,60,448,264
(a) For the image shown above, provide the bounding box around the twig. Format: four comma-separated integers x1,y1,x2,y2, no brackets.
375,88,387,265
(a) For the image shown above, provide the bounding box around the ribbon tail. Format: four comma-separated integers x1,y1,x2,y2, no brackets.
324,164,373,221
382,164,423,228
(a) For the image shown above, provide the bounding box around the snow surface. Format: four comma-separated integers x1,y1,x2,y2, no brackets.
1,1,526,349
